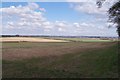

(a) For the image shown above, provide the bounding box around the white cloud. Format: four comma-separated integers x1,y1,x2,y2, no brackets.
66,0,95,2
39,8,46,12
28,2,39,10
69,0,119,16
2,6,30,15
58,28,66,32
7,22,14,26
2,3,47,30
54,21,69,32
70,2,109,15
55,21,67,27
67,0,118,3
42,21,53,29
1,3,68,34
73,23,80,28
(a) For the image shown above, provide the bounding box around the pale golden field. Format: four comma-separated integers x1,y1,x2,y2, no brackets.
1,37,69,42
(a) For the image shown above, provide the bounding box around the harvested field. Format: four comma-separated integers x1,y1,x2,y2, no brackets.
1,37,69,42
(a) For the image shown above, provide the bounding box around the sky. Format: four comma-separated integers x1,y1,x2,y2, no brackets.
0,1,118,37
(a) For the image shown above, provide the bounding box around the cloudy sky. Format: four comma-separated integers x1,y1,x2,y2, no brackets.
1,1,118,37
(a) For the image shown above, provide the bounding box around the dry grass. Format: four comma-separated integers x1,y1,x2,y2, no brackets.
2,42,115,60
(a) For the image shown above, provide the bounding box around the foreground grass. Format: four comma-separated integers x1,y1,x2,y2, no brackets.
2,43,118,78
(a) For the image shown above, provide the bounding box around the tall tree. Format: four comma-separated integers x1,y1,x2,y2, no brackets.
97,0,120,37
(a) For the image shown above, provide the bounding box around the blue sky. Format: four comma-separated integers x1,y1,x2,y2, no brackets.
2,2,89,22
1,2,118,37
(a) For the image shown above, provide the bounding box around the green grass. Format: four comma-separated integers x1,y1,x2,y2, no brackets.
2,42,118,78
2,42,70,49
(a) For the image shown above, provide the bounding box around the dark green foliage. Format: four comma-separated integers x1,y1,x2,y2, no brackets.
109,0,120,37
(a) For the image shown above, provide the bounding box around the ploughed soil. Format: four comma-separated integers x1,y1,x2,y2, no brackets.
2,42,116,61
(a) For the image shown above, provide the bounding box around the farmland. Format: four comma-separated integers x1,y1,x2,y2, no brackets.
1,37,69,42
50,37,115,42
2,37,119,78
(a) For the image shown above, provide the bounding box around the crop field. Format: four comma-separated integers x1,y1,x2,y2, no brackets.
2,37,119,78
1,37,69,42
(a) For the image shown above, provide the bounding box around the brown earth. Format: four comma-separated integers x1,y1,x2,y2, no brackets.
2,42,115,61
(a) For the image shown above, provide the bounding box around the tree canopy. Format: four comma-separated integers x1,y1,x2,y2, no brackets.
97,0,120,37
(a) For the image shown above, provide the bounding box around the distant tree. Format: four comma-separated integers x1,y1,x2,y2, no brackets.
16,34,20,37
96,0,120,37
